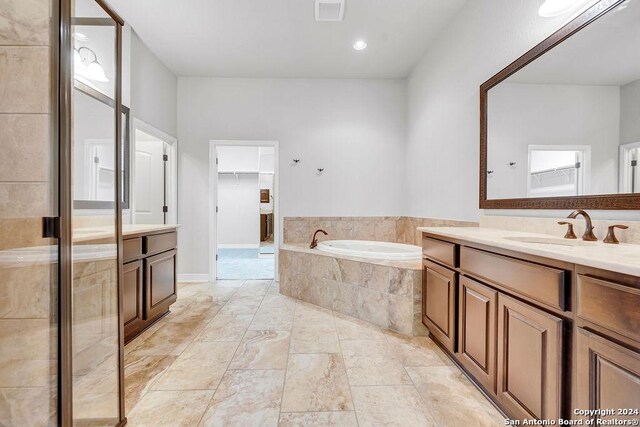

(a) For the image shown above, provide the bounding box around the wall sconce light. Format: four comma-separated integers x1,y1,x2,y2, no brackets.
74,46,109,83
538,0,591,17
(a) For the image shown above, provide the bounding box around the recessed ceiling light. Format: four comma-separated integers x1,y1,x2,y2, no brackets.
538,0,591,17
353,40,367,51
72,32,89,42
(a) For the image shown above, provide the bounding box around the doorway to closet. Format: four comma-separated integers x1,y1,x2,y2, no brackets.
209,141,279,281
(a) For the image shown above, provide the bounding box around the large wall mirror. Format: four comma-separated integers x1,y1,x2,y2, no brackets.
73,82,129,209
480,0,640,209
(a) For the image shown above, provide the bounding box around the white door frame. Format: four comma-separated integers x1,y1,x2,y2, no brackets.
131,118,179,225
209,140,280,283
619,141,640,193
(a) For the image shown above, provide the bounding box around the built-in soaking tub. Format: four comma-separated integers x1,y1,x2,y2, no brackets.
317,240,421,261
279,241,426,336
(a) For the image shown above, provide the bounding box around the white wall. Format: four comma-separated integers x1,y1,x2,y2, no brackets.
620,79,640,145
177,78,406,275
487,83,620,199
404,0,632,221
130,31,178,137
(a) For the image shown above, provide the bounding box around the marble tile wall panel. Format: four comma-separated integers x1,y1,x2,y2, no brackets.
0,0,51,46
0,2,55,425
280,248,424,336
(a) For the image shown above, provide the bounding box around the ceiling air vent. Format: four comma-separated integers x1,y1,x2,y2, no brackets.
315,0,345,22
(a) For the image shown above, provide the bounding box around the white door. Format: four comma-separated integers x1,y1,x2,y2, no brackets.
134,140,165,224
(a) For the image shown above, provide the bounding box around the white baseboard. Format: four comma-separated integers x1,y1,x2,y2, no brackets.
177,274,210,283
218,244,260,249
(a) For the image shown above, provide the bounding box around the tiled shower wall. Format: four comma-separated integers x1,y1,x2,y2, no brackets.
283,216,478,246
0,0,57,425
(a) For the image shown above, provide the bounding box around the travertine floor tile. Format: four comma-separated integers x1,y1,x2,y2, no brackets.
124,354,177,413
128,321,207,356
278,411,359,426
151,342,239,391
122,282,505,425
351,385,437,426
127,390,213,427
289,324,341,354
199,370,284,427
385,332,452,367
281,353,353,412
334,314,387,340
249,307,294,331
197,314,253,342
219,295,264,315
340,339,412,386
228,330,290,370
406,366,505,426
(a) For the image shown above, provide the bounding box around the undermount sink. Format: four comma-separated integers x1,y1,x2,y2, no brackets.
504,236,590,247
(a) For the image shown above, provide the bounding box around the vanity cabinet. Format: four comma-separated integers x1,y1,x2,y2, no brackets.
421,232,640,422
496,293,562,420
457,276,496,393
123,229,178,343
576,329,640,421
123,260,144,341
422,259,457,352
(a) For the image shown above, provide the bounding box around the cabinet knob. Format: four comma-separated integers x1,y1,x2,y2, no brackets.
557,221,577,239
603,225,628,244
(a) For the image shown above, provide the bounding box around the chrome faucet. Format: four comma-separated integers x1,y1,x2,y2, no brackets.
310,229,328,249
567,210,597,241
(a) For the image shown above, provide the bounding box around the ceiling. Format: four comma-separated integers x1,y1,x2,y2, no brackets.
106,0,467,78
507,0,640,86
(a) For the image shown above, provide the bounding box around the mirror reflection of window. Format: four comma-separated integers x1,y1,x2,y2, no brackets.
528,147,589,197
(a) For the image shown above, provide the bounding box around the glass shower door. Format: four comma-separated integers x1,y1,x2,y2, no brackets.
70,0,122,424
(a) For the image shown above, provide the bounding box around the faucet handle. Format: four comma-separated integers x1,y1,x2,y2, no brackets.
603,225,628,244
557,221,577,239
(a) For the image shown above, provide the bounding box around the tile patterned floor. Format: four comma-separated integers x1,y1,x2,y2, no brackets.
217,249,274,280
124,280,505,426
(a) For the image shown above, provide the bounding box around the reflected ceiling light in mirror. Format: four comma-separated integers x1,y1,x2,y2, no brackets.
353,40,367,51
74,46,109,83
538,0,591,17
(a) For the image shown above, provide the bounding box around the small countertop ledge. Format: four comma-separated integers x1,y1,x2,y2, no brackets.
419,226,640,277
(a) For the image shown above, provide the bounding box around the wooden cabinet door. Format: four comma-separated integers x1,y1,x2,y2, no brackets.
422,259,457,352
123,260,144,342
145,249,178,320
497,294,563,421
458,276,497,394
576,328,640,422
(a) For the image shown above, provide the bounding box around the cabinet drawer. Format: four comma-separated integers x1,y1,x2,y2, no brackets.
577,275,640,343
144,231,177,256
461,247,567,311
422,236,457,268
123,237,142,262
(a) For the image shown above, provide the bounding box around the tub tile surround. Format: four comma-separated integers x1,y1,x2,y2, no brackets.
283,216,478,246
279,245,426,336
123,280,504,426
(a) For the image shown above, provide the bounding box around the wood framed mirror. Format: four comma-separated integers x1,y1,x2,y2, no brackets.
480,0,640,210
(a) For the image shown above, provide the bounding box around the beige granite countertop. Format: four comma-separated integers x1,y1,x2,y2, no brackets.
419,226,640,277
281,243,422,270
74,224,179,243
